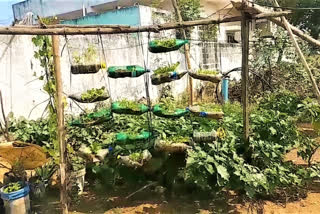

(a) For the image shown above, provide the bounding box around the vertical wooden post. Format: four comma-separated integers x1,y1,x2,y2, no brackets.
171,0,193,106
241,11,250,142
52,35,68,214
273,0,320,102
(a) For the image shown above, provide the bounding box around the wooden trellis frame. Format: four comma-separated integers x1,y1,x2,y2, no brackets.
2,1,318,213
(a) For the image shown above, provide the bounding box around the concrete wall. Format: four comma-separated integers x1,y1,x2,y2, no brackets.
62,6,140,26
1,6,241,120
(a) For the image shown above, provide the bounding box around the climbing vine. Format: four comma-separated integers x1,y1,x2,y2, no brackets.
32,35,58,159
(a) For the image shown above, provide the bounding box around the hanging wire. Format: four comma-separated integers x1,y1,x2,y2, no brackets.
98,33,113,105
137,29,153,143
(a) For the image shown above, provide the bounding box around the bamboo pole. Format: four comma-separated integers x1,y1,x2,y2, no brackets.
273,0,320,101
241,11,250,143
171,0,193,105
0,12,290,35
52,35,68,214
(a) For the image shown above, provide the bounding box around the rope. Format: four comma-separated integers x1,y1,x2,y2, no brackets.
137,30,153,143
98,33,113,104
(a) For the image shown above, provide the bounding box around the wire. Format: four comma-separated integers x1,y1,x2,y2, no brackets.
248,0,320,10
206,3,232,18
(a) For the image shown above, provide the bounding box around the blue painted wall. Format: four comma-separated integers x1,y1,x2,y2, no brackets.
62,6,140,26
12,0,116,20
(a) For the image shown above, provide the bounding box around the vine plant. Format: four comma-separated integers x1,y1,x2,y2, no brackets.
32,35,58,159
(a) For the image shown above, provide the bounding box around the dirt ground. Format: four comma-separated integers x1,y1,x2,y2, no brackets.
29,143,320,214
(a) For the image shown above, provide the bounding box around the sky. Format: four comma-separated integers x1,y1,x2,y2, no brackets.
0,0,22,26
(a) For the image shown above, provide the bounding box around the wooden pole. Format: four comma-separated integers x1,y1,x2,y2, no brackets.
0,12,289,36
52,35,68,214
241,10,250,143
171,0,193,106
273,0,320,102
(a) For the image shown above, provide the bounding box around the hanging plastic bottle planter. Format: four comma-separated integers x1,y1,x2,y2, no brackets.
68,87,109,103
107,65,149,78
188,104,224,120
111,100,149,115
152,104,189,118
154,137,191,153
69,41,106,74
115,131,152,143
192,130,217,143
69,109,112,127
151,62,186,85
188,69,222,83
148,39,189,53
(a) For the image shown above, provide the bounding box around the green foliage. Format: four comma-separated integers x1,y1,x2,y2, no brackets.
129,152,143,162
80,87,105,102
72,44,98,65
154,62,180,75
3,182,23,193
32,35,58,160
8,117,50,146
198,103,222,112
158,97,186,112
34,161,58,182
117,99,143,111
154,39,176,48
258,90,301,115
70,155,86,171
177,0,201,21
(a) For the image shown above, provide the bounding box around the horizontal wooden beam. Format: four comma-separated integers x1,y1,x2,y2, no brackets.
13,24,131,29
0,11,290,35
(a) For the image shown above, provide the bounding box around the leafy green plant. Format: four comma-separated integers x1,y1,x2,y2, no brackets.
154,62,180,75
3,182,23,193
117,99,142,111
70,155,86,171
154,39,176,48
72,44,98,65
197,103,222,112
197,69,219,75
129,152,143,162
158,97,186,112
34,161,58,182
80,87,105,102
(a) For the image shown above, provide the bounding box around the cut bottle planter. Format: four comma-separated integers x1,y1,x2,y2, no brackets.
188,106,224,120
116,131,152,143
118,150,152,168
151,71,187,85
70,168,86,195
69,91,109,103
148,39,189,53
188,71,222,83
154,139,191,153
71,64,101,74
108,65,149,78
111,102,149,115
70,109,112,127
152,104,189,118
